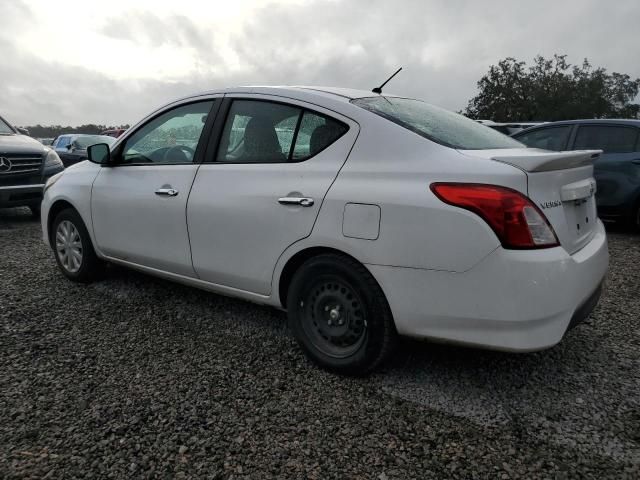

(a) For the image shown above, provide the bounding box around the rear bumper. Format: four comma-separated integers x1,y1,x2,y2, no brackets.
0,184,45,208
367,219,609,352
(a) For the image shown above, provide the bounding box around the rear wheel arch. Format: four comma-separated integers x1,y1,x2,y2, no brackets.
278,247,377,309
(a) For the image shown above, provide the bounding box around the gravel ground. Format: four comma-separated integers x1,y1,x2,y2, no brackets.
1,207,639,479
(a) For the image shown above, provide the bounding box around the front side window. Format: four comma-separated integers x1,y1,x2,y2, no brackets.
121,101,214,165
573,125,639,153
216,100,348,163
351,97,522,150
514,126,572,151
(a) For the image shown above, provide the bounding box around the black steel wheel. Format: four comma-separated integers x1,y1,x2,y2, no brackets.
287,253,397,375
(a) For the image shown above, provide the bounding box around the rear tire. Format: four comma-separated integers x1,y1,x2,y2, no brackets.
52,208,104,283
287,254,397,375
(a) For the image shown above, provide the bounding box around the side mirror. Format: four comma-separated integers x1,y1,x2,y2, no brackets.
66,144,73,150
87,143,111,165
16,127,30,136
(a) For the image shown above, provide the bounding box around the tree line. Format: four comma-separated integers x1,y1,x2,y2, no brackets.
464,54,640,122
19,124,130,138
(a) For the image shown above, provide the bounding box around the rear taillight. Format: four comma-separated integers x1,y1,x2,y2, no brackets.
430,183,559,249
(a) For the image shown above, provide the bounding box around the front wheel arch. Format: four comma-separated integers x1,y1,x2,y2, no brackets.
47,199,77,246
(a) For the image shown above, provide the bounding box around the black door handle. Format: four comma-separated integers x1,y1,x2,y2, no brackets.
631,159,640,165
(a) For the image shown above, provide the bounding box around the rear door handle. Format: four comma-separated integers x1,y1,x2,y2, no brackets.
155,188,179,197
631,159,640,165
278,197,314,207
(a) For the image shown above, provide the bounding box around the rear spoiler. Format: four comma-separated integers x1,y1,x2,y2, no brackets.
492,149,602,173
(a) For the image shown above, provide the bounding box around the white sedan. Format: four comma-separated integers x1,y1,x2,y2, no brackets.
41,86,609,375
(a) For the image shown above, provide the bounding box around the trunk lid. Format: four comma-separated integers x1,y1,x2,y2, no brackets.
460,148,601,254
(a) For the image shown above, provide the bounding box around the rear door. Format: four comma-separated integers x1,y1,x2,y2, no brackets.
187,95,358,295
569,124,640,212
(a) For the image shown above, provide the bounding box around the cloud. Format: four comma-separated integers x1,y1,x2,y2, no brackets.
1,0,639,125
101,11,213,52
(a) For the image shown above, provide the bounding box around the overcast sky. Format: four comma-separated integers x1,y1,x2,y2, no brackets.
1,0,639,126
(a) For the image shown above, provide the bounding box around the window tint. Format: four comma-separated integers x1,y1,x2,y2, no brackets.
216,100,348,163
514,126,572,151
351,97,522,150
121,101,213,165
292,112,348,160
217,100,299,163
573,125,639,153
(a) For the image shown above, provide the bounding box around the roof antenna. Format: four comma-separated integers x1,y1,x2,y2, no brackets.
372,67,402,94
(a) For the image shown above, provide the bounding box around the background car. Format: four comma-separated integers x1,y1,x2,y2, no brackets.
37,138,55,146
51,134,116,167
513,119,640,228
100,128,126,138
476,120,546,135
0,113,64,216
41,86,607,375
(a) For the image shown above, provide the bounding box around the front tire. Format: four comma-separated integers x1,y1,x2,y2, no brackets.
287,254,397,375
52,208,104,283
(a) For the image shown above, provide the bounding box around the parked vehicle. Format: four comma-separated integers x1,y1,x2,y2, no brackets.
0,114,64,216
476,120,545,135
101,128,126,138
51,134,116,167
512,119,640,228
41,87,608,374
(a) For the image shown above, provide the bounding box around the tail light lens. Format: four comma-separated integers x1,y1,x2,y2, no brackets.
430,183,559,249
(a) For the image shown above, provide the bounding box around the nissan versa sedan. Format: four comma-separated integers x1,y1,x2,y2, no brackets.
41,86,609,375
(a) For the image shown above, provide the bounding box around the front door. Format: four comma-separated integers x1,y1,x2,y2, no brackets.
187,96,358,295
91,99,217,277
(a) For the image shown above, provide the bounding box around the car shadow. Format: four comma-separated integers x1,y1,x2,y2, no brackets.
0,207,39,229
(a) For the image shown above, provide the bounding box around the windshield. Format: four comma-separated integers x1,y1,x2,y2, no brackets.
74,135,116,149
0,116,15,134
351,97,523,150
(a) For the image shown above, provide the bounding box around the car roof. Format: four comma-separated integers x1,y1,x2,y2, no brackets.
175,85,400,104
517,118,640,129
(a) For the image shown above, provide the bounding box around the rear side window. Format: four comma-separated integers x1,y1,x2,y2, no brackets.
573,125,639,153
216,100,348,163
514,126,572,151
292,111,348,160
351,97,522,150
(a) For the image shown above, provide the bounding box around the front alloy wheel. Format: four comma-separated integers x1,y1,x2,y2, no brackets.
56,220,83,273
52,208,104,282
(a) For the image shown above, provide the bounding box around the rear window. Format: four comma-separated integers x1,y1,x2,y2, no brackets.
351,97,522,150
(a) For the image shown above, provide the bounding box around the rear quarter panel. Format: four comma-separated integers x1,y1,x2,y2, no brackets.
274,114,529,282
